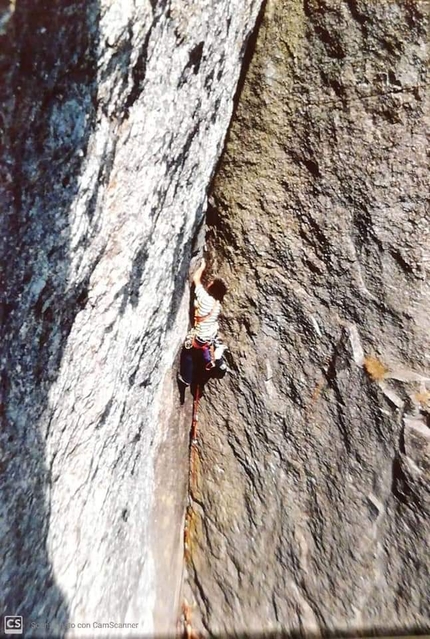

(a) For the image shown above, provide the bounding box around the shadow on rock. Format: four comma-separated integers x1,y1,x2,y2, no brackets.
0,0,100,631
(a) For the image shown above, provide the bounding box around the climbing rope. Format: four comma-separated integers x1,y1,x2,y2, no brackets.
190,384,200,444
182,384,202,638
189,384,201,505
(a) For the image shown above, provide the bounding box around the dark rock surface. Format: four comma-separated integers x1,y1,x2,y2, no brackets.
187,0,430,635
0,0,262,635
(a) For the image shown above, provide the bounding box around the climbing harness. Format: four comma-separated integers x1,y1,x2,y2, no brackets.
184,301,219,351
185,331,215,371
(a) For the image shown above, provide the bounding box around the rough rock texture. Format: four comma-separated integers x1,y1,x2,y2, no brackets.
188,0,430,635
0,0,262,635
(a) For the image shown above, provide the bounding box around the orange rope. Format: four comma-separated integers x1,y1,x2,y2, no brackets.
182,385,202,638
190,384,200,443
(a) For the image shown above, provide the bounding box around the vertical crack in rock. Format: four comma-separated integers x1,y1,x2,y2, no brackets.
189,0,430,636
1,0,264,635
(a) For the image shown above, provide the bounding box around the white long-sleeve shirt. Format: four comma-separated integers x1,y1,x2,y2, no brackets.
194,284,220,342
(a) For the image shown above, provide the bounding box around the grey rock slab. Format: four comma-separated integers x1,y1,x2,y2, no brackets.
0,0,262,635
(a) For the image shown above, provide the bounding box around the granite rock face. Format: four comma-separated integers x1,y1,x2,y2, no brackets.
0,0,262,635
188,0,430,635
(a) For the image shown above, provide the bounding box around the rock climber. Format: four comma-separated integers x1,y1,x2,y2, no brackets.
192,258,227,369
178,258,227,386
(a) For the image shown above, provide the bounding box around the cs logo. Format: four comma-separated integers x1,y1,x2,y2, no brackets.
4,616,23,635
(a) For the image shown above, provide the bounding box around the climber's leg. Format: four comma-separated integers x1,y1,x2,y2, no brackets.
179,347,194,386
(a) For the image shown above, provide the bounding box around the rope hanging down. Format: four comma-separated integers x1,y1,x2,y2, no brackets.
182,385,202,638
190,385,201,444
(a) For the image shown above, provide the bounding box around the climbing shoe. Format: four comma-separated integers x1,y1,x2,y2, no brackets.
177,372,190,386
